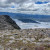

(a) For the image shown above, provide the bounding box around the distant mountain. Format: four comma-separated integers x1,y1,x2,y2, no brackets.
18,19,39,23
0,15,20,30
0,12,50,22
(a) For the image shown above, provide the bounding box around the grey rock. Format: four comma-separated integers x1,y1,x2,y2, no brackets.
0,15,20,30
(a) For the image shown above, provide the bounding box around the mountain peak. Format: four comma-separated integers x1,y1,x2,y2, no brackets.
0,15,20,30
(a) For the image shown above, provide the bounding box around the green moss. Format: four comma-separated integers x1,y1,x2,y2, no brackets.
46,48,50,50
4,35,12,38
34,40,39,42
14,35,21,39
44,40,50,42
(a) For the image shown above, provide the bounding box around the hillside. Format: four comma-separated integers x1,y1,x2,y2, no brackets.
0,15,20,30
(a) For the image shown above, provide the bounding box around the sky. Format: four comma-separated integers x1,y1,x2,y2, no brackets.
0,0,50,15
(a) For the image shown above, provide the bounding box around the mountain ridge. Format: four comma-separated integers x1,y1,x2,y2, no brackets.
0,15,20,30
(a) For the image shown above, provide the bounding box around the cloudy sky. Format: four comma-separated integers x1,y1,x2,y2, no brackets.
0,0,50,15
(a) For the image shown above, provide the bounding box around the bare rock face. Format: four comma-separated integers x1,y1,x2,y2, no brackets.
0,15,20,30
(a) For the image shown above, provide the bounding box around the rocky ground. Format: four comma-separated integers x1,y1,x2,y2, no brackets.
0,28,50,50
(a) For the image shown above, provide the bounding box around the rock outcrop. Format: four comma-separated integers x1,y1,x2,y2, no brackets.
0,15,20,30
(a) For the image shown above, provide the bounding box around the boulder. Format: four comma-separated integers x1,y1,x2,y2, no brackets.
0,15,20,30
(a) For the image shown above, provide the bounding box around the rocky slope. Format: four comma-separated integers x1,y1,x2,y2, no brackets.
0,28,50,50
0,15,20,30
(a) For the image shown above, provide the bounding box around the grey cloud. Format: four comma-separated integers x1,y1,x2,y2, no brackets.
7,0,50,3
0,0,29,7
0,0,50,8
6,0,29,4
